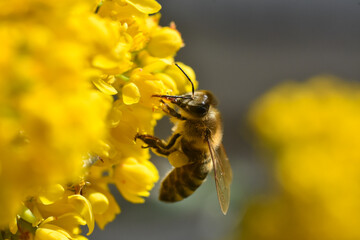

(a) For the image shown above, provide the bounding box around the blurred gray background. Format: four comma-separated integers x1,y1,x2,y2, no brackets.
93,0,360,239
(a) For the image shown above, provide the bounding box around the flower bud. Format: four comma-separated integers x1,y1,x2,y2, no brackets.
114,157,159,203
147,27,183,58
35,225,71,240
87,192,109,215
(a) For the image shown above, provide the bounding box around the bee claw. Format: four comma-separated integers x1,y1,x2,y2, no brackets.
134,133,144,142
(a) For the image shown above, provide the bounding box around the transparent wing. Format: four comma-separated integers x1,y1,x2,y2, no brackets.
216,144,233,184
207,139,232,215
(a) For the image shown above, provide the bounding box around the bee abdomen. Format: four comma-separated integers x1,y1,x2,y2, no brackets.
159,159,212,202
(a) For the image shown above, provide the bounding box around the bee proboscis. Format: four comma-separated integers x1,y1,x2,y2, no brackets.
135,63,232,214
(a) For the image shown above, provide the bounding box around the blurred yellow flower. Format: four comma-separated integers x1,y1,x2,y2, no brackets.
1,0,196,238
0,0,112,226
241,76,360,240
38,184,65,205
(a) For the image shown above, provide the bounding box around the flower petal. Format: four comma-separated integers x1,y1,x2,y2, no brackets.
68,195,94,236
9,216,18,234
38,184,65,205
122,83,140,105
125,0,161,14
93,78,118,95
92,55,119,70
87,192,109,215
35,224,72,240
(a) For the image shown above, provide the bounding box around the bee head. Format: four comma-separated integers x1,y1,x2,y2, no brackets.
174,90,217,118
152,63,217,118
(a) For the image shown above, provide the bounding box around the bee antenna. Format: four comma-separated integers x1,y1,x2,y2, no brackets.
175,63,195,98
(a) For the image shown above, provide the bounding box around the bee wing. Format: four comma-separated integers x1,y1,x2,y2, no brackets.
216,144,233,184
207,139,232,215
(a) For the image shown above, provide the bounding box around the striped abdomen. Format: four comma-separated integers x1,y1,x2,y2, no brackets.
159,157,212,202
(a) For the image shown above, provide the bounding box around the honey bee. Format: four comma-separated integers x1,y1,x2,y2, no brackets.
135,64,232,214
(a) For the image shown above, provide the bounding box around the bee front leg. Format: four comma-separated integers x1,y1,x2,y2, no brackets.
160,100,187,120
135,133,181,156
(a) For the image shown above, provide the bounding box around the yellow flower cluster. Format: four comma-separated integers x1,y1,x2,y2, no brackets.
242,76,360,240
0,0,196,239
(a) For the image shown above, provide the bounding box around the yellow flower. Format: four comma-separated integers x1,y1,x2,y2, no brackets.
164,62,198,94
122,82,141,105
242,76,360,240
19,189,90,230
130,68,169,107
124,0,162,14
35,225,72,240
38,185,66,206
114,157,159,203
109,103,157,160
98,1,147,22
93,75,118,96
35,214,89,240
147,26,183,58
82,177,121,229
0,1,112,226
82,164,120,229
1,0,196,237
87,192,109,215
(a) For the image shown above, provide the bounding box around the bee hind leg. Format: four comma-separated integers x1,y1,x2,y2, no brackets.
135,133,181,156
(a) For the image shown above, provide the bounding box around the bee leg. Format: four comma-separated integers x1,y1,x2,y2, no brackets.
162,133,181,149
160,100,187,120
134,133,159,148
135,133,181,156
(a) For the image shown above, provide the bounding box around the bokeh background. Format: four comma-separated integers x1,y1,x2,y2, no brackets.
92,0,360,239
